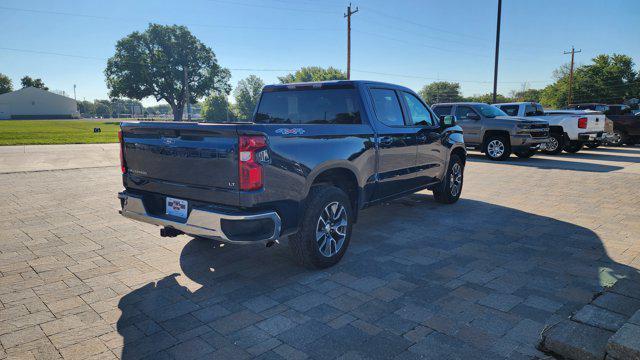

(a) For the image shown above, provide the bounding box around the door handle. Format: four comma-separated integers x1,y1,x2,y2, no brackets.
379,136,393,146
417,134,427,142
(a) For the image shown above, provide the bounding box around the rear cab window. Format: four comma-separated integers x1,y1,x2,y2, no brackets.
524,104,544,117
499,105,519,116
431,105,452,117
255,88,362,124
369,89,405,127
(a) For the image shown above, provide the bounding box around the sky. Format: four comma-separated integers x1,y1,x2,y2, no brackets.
1,0,639,106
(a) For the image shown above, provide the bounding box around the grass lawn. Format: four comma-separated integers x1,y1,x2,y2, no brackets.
0,120,122,145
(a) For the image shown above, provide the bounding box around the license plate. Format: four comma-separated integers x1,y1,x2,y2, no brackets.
166,197,188,218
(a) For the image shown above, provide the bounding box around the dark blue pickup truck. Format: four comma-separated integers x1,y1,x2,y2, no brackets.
118,80,466,268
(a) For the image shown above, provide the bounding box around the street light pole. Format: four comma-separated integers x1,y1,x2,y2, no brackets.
492,0,502,104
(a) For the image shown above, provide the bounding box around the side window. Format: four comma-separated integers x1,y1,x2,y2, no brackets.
432,105,452,117
402,92,434,126
455,106,476,120
500,105,519,116
370,89,405,126
524,105,537,116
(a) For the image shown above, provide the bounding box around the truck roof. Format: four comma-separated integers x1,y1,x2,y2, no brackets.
494,102,540,106
431,102,489,106
263,80,415,93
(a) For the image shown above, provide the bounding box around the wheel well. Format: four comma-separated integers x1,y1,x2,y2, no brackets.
483,130,510,145
310,168,359,218
451,147,466,167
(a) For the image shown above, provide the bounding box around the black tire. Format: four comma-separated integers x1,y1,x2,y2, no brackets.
288,185,353,269
483,135,511,161
542,133,564,155
514,149,536,158
433,154,464,204
564,141,583,153
585,142,600,149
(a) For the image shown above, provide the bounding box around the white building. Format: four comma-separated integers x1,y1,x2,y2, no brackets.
0,87,79,120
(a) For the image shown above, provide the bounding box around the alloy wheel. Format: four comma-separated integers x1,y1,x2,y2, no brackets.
316,202,348,257
450,163,462,197
547,137,559,152
487,140,505,158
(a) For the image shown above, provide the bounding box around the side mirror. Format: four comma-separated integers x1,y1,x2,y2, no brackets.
467,112,480,120
442,115,457,128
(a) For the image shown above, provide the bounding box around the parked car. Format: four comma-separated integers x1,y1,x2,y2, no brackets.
118,80,466,268
494,102,606,154
431,102,550,160
567,103,640,146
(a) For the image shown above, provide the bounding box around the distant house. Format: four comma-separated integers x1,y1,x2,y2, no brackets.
0,87,80,120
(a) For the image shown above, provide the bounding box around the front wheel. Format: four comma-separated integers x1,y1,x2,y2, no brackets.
483,136,511,161
514,149,536,158
288,185,353,269
542,133,564,155
564,141,583,153
433,154,464,204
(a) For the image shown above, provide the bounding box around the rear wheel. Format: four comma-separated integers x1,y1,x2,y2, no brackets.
542,133,564,155
483,135,511,161
288,185,352,269
433,154,464,204
608,131,626,147
514,149,536,158
564,141,583,153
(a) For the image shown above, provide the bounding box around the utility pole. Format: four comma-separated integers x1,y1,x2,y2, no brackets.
492,0,502,104
183,67,192,121
73,84,76,101
563,46,581,106
344,3,358,80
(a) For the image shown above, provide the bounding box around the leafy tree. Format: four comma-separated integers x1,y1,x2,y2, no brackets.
20,76,48,90
0,73,12,94
201,93,235,122
77,100,95,116
419,81,463,104
94,100,112,118
510,88,542,103
540,54,640,108
105,24,231,121
464,93,513,104
146,104,172,115
233,75,264,120
278,66,346,84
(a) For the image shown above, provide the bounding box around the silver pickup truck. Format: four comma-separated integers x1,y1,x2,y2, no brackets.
432,102,550,160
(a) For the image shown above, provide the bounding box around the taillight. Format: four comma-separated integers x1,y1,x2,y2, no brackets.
118,130,126,174
578,117,588,129
239,135,267,191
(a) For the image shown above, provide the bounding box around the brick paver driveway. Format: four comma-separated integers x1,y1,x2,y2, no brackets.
1,146,639,359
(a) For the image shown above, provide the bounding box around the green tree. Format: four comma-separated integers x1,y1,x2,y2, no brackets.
540,54,640,108
0,73,12,94
201,93,235,122
233,75,264,120
94,100,112,118
105,24,231,121
463,93,512,104
20,76,48,90
77,100,95,116
510,88,542,103
418,81,463,104
278,66,346,84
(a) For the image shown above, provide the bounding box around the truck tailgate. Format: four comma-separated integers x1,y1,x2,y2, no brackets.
121,122,240,206
585,113,605,132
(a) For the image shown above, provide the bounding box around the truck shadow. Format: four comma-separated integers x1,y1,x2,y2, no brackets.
116,196,639,359
467,153,625,173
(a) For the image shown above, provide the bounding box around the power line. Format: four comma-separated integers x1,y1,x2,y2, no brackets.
204,0,338,14
0,6,340,32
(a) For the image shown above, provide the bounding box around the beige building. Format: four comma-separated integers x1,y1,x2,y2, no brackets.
0,87,79,120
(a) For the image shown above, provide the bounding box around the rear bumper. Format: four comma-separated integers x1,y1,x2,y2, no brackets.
118,192,281,244
578,131,605,142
